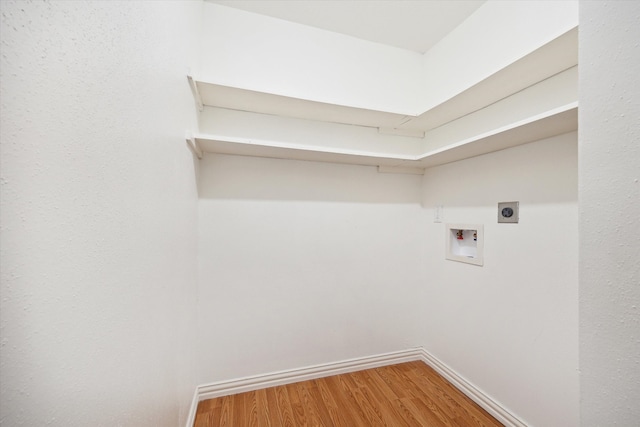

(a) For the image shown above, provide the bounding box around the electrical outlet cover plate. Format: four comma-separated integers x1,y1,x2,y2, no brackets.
498,201,519,223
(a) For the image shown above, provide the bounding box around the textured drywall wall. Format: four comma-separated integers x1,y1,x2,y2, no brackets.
0,1,201,426
579,1,640,425
196,154,426,383
421,133,579,427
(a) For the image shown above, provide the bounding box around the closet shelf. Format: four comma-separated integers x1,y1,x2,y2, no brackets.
416,102,577,168
189,102,577,170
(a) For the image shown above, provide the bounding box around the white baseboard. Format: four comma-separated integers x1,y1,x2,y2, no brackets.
185,388,199,427
198,348,423,401
418,348,527,427
185,348,422,427
186,347,526,427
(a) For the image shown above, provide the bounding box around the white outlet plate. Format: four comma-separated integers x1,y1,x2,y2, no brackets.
498,201,519,223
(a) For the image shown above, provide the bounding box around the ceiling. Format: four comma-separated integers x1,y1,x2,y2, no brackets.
207,0,486,54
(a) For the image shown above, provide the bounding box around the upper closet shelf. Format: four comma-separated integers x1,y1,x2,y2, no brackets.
188,102,577,171
188,76,411,130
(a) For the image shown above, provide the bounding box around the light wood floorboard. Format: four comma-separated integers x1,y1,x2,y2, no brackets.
194,360,503,426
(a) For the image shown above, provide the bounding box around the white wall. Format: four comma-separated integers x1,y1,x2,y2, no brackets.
0,1,201,426
200,2,424,115
420,0,578,113
421,132,579,427
196,154,426,382
200,2,578,119
579,1,640,425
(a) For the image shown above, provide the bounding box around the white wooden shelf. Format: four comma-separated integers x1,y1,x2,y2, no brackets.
415,102,577,168
188,77,412,130
186,26,578,171
188,102,577,171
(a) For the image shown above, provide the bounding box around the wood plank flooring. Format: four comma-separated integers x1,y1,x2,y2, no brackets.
194,360,503,426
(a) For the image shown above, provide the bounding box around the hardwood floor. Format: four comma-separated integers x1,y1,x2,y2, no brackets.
194,360,503,426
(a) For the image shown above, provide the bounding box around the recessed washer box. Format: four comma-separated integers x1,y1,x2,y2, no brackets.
446,224,484,266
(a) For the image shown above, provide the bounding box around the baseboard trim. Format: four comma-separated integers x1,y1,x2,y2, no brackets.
185,388,199,427
185,348,422,426
418,348,527,427
187,347,527,427
197,348,423,403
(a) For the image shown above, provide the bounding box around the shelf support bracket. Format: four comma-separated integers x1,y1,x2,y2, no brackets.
185,132,203,159
187,75,204,111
